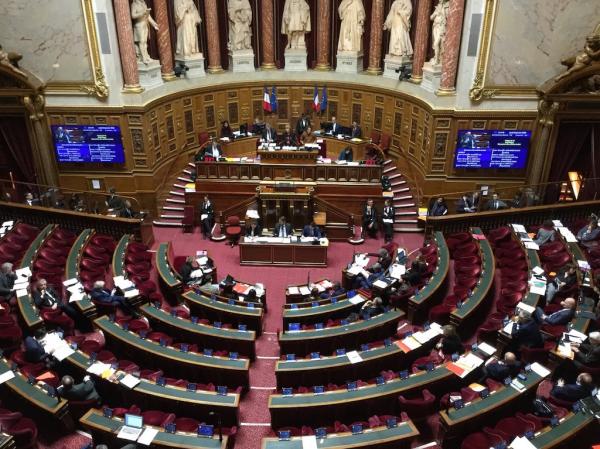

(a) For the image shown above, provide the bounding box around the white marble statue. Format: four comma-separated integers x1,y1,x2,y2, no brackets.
384,0,413,57
337,0,366,52
281,0,311,50
429,0,449,65
228,0,253,51
130,0,159,64
174,0,202,57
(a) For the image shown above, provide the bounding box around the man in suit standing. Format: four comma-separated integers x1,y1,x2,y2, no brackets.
0,262,17,303
33,278,84,328
362,198,378,239
382,199,395,243
534,297,576,326
262,123,277,143
481,352,521,382
550,372,594,402
199,194,214,240
329,116,340,135
296,112,310,136
58,375,101,403
456,194,475,213
273,217,293,238
485,193,508,211
351,121,362,138
105,187,124,211
90,280,138,317
302,221,322,238
24,192,40,206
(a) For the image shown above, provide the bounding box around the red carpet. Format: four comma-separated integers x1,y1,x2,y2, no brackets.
152,226,424,448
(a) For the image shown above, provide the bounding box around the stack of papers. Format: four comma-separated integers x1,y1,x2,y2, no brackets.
565,328,587,342
0,370,15,384
557,227,577,242
354,254,370,267
503,321,515,334
447,353,484,378
113,276,134,290
516,302,536,315
531,266,545,276
124,289,140,299
120,374,141,389
412,322,443,344
528,278,547,295
509,436,537,449
299,286,311,295
477,342,497,356
396,336,421,353
389,264,406,280
67,282,86,302
552,220,563,227
287,286,300,295
510,379,526,392
190,269,204,279
373,279,390,289
557,343,574,359
511,224,527,233
346,351,363,364
524,241,539,250
529,363,550,378
348,294,366,305
137,427,159,446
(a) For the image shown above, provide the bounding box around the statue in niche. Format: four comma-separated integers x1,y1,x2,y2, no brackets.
0,45,26,78
556,23,600,81
337,0,366,52
429,0,449,66
174,0,202,57
130,0,159,64
228,0,253,51
281,0,311,50
383,0,413,58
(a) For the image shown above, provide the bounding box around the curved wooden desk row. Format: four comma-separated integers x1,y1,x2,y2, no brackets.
81,409,228,449
408,232,450,322
95,316,250,389
449,227,496,334
278,309,405,356
285,278,338,304
111,234,131,278
67,229,97,319
261,419,419,449
64,349,239,426
275,332,439,389
282,294,360,327
155,242,184,303
0,358,72,431
183,291,263,334
139,303,256,359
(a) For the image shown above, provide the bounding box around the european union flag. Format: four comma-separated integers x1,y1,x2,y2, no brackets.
320,86,328,112
270,87,278,113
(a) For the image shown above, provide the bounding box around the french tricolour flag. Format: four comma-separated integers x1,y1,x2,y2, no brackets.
263,87,272,112
312,86,320,111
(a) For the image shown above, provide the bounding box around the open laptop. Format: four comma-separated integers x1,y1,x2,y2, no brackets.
117,413,144,441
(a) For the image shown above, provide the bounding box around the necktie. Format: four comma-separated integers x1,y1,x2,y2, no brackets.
495,201,498,209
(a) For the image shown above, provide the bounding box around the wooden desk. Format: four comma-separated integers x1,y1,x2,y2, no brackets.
95,315,251,389
261,420,419,449
111,234,130,278
66,229,96,319
278,310,405,355
282,297,360,326
258,150,319,165
320,136,371,161
240,239,328,267
155,242,183,302
81,409,228,449
140,304,257,359
530,411,596,449
65,349,240,425
183,291,264,334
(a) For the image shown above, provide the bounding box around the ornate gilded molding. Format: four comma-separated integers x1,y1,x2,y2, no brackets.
537,99,559,127
22,94,46,121
469,70,497,102
81,67,109,99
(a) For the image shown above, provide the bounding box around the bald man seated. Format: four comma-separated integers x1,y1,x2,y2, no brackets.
533,297,577,326
58,375,100,403
550,372,595,402
481,352,521,382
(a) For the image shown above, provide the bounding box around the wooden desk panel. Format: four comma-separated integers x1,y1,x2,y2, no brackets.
258,150,319,165
240,241,328,267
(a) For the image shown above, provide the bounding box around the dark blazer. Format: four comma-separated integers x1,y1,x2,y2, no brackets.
512,319,544,348
199,201,214,219
351,126,362,138
106,195,124,210
485,199,508,211
296,117,310,135
402,261,427,286
279,132,298,147
119,208,136,219
302,225,322,238
441,335,464,356
90,288,123,304
32,288,61,308
338,148,353,162
550,382,592,402
544,308,575,325
575,343,600,367
485,360,522,381
0,272,16,299
59,380,100,402
362,205,377,226
220,126,234,138
273,223,293,237
429,203,448,216
456,198,473,214
329,122,341,135
262,127,277,142
24,336,46,363
204,143,222,158
553,269,577,291
179,262,194,284
245,224,262,237
382,206,395,223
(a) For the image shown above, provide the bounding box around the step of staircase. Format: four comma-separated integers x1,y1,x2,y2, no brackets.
383,160,392,166
394,226,422,233
161,214,184,219
166,198,185,204
183,169,193,175
390,180,407,187
395,211,418,217
383,166,396,174
188,162,195,168
387,173,403,181
173,183,187,190
395,218,419,224
169,190,185,196
393,195,413,202
153,219,184,227
392,187,410,194
163,206,184,212
177,177,193,183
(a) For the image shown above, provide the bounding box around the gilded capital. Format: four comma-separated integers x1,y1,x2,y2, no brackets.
22,94,46,121
537,99,559,128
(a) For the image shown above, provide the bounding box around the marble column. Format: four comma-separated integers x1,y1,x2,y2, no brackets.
153,0,175,80
366,0,385,74
315,0,332,70
411,0,433,83
261,0,277,69
204,0,224,73
438,0,465,94
113,0,142,92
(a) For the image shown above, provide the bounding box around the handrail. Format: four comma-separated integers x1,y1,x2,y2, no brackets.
313,194,355,223
390,144,423,207
155,143,196,200
218,195,258,222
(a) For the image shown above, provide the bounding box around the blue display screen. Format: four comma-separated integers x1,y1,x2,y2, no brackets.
52,125,125,163
454,130,531,169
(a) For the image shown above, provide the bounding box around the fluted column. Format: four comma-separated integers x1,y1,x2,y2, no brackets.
204,0,223,73
261,0,276,69
153,0,175,80
410,0,433,83
366,0,385,74
438,0,465,94
113,0,142,92
315,0,332,70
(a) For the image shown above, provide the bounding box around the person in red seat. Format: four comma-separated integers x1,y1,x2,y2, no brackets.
481,352,521,382
58,375,101,404
90,281,139,317
33,279,82,327
550,373,595,402
572,331,600,369
0,262,17,303
436,325,464,356
544,265,577,305
577,220,600,249
534,297,576,326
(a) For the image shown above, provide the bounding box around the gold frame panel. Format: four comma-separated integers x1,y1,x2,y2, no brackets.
44,0,108,100
469,0,538,103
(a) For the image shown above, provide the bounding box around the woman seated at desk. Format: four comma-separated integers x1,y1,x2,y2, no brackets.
300,126,317,145
338,146,354,162
245,220,262,237
220,120,234,139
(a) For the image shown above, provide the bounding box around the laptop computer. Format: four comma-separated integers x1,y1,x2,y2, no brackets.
117,413,144,441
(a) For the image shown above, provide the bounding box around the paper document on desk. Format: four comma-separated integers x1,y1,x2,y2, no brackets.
15,267,32,278
67,283,84,295
354,254,370,267
516,302,535,315
503,321,514,334
63,278,79,287
53,343,75,361
389,264,406,279
299,286,311,296
190,269,204,279
120,374,141,389
413,323,443,344
531,266,545,275
137,427,159,446
124,289,140,299
347,265,362,276
69,292,85,303
552,220,563,227
301,435,318,449
566,328,587,342
287,287,300,295
477,341,497,356
16,289,28,298
373,279,389,289
87,362,111,376
117,426,143,441
348,294,366,305
197,256,209,265
524,241,539,250
510,379,526,392
511,224,527,233
0,370,15,384
346,351,363,364
557,343,574,359
509,436,537,449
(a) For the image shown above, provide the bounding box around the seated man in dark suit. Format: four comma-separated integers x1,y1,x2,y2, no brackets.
90,280,138,317
105,188,124,211
428,197,448,216
545,265,577,305
302,221,322,238
367,248,392,271
533,297,576,326
33,278,87,330
328,116,341,135
485,192,508,211
338,146,353,162
354,263,385,290
456,194,476,213
245,220,262,237
351,121,362,138
0,262,17,303
251,117,265,135
482,352,521,381
203,137,223,159
24,192,41,206
436,324,465,356
58,375,101,403
572,331,600,369
401,256,428,286
320,282,346,299
510,312,544,353
273,216,293,238
261,123,277,143
24,328,49,364
361,296,385,317
118,200,137,219
296,112,311,136
278,124,297,147
550,372,594,402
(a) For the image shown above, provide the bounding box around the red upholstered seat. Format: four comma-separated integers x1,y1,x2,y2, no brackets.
174,417,201,432
140,369,163,382
96,350,117,364
487,226,511,244
225,216,242,246
460,432,503,449
125,251,151,264
398,389,436,421
147,332,173,346
369,130,381,145
493,417,534,441
0,410,38,449
118,360,140,374
80,340,102,354
142,411,175,427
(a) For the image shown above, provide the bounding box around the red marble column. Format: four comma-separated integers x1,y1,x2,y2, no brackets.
153,0,175,80
113,0,142,92
439,0,465,93
410,0,433,83
204,0,223,73
261,0,276,69
315,0,332,70
367,0,385,74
